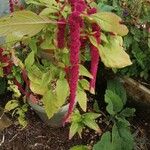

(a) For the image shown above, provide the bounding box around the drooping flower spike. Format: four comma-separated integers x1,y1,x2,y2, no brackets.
88,9,101,94
57,18,66,49
64,0,86,123
9,0,14,13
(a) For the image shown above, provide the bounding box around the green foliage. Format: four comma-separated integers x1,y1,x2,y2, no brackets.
0,10,52,44
69,110,101,139
89,12,128,36
5,100,28,127
71,79,135,150
89,34,132,69
105,89,124,115
93,132,112,150
96,0,150,80
70,145,89,150
100,79,135,150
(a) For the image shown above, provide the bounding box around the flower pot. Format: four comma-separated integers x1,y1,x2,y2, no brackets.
28,100,69,128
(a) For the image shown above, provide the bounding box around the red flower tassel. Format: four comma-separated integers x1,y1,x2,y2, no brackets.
57,18,66,49
88,9,101,94
9,0,14,13
64,0,86,123
90,24,101,94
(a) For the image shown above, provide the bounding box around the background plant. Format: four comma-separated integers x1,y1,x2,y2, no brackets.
70,79,135,150
96,0,150,80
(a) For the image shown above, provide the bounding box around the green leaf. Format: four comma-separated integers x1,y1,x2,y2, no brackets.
41,71,52,87
71,109,82,122
101,33,109,43
69,122,82,139
93,101,100,113
0,10,51,40
40,8,58,16
120,108,135,118
115,116,130,126
79,79,89,91
29,38,37,54
70,145,89,150
79,65,93,79
5,100,19,112
98,36,132,68
115,122,134,150
90,12,129,36
29,70,50,95
28,65,43,84
105,90,124,115
107,79,127,104
42,89,67,119
56,79,69,105
30,81,49,95
83,118,101,133
93,132,112,150
112,124,122,150
61,5,71,19
18,115,27,128
25,51,35,69
98,3,114,12
83,113,101,120
77,89,87,112
42,90,58,119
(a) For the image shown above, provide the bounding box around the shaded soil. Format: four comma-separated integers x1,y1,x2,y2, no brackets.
0,81,150,150
0,106,103,150
0,102,150,150
129,101,150,150
0,111,85,150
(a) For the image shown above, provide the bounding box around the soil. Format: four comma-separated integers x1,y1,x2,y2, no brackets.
0,109,103,150
129,101,150,150
0,101,150,150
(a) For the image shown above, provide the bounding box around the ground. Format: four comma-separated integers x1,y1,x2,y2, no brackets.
0,83,150,150
0,100,150,150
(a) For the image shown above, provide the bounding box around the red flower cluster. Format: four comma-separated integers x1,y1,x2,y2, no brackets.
90,23,101,93
57,18,66,49
9,0,24,12
88,9,101,93
64,0,86,123
0,48,13,76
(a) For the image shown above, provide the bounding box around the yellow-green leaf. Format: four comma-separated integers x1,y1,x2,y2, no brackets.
5,100,19,112
77,89,87,112
30,81,48,95
56,79,69,105
79,65,93,79
0,10,51,40
90,12,129,36
42,90,59,119
89,35,132,68
42,89,67,119
98,36,132,68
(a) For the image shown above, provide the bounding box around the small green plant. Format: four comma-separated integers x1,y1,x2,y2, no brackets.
70,79,135,150
69,110,101,139
4,80,28,127
93,79,135,150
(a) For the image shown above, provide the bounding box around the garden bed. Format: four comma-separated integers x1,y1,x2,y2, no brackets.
0,96,150,150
